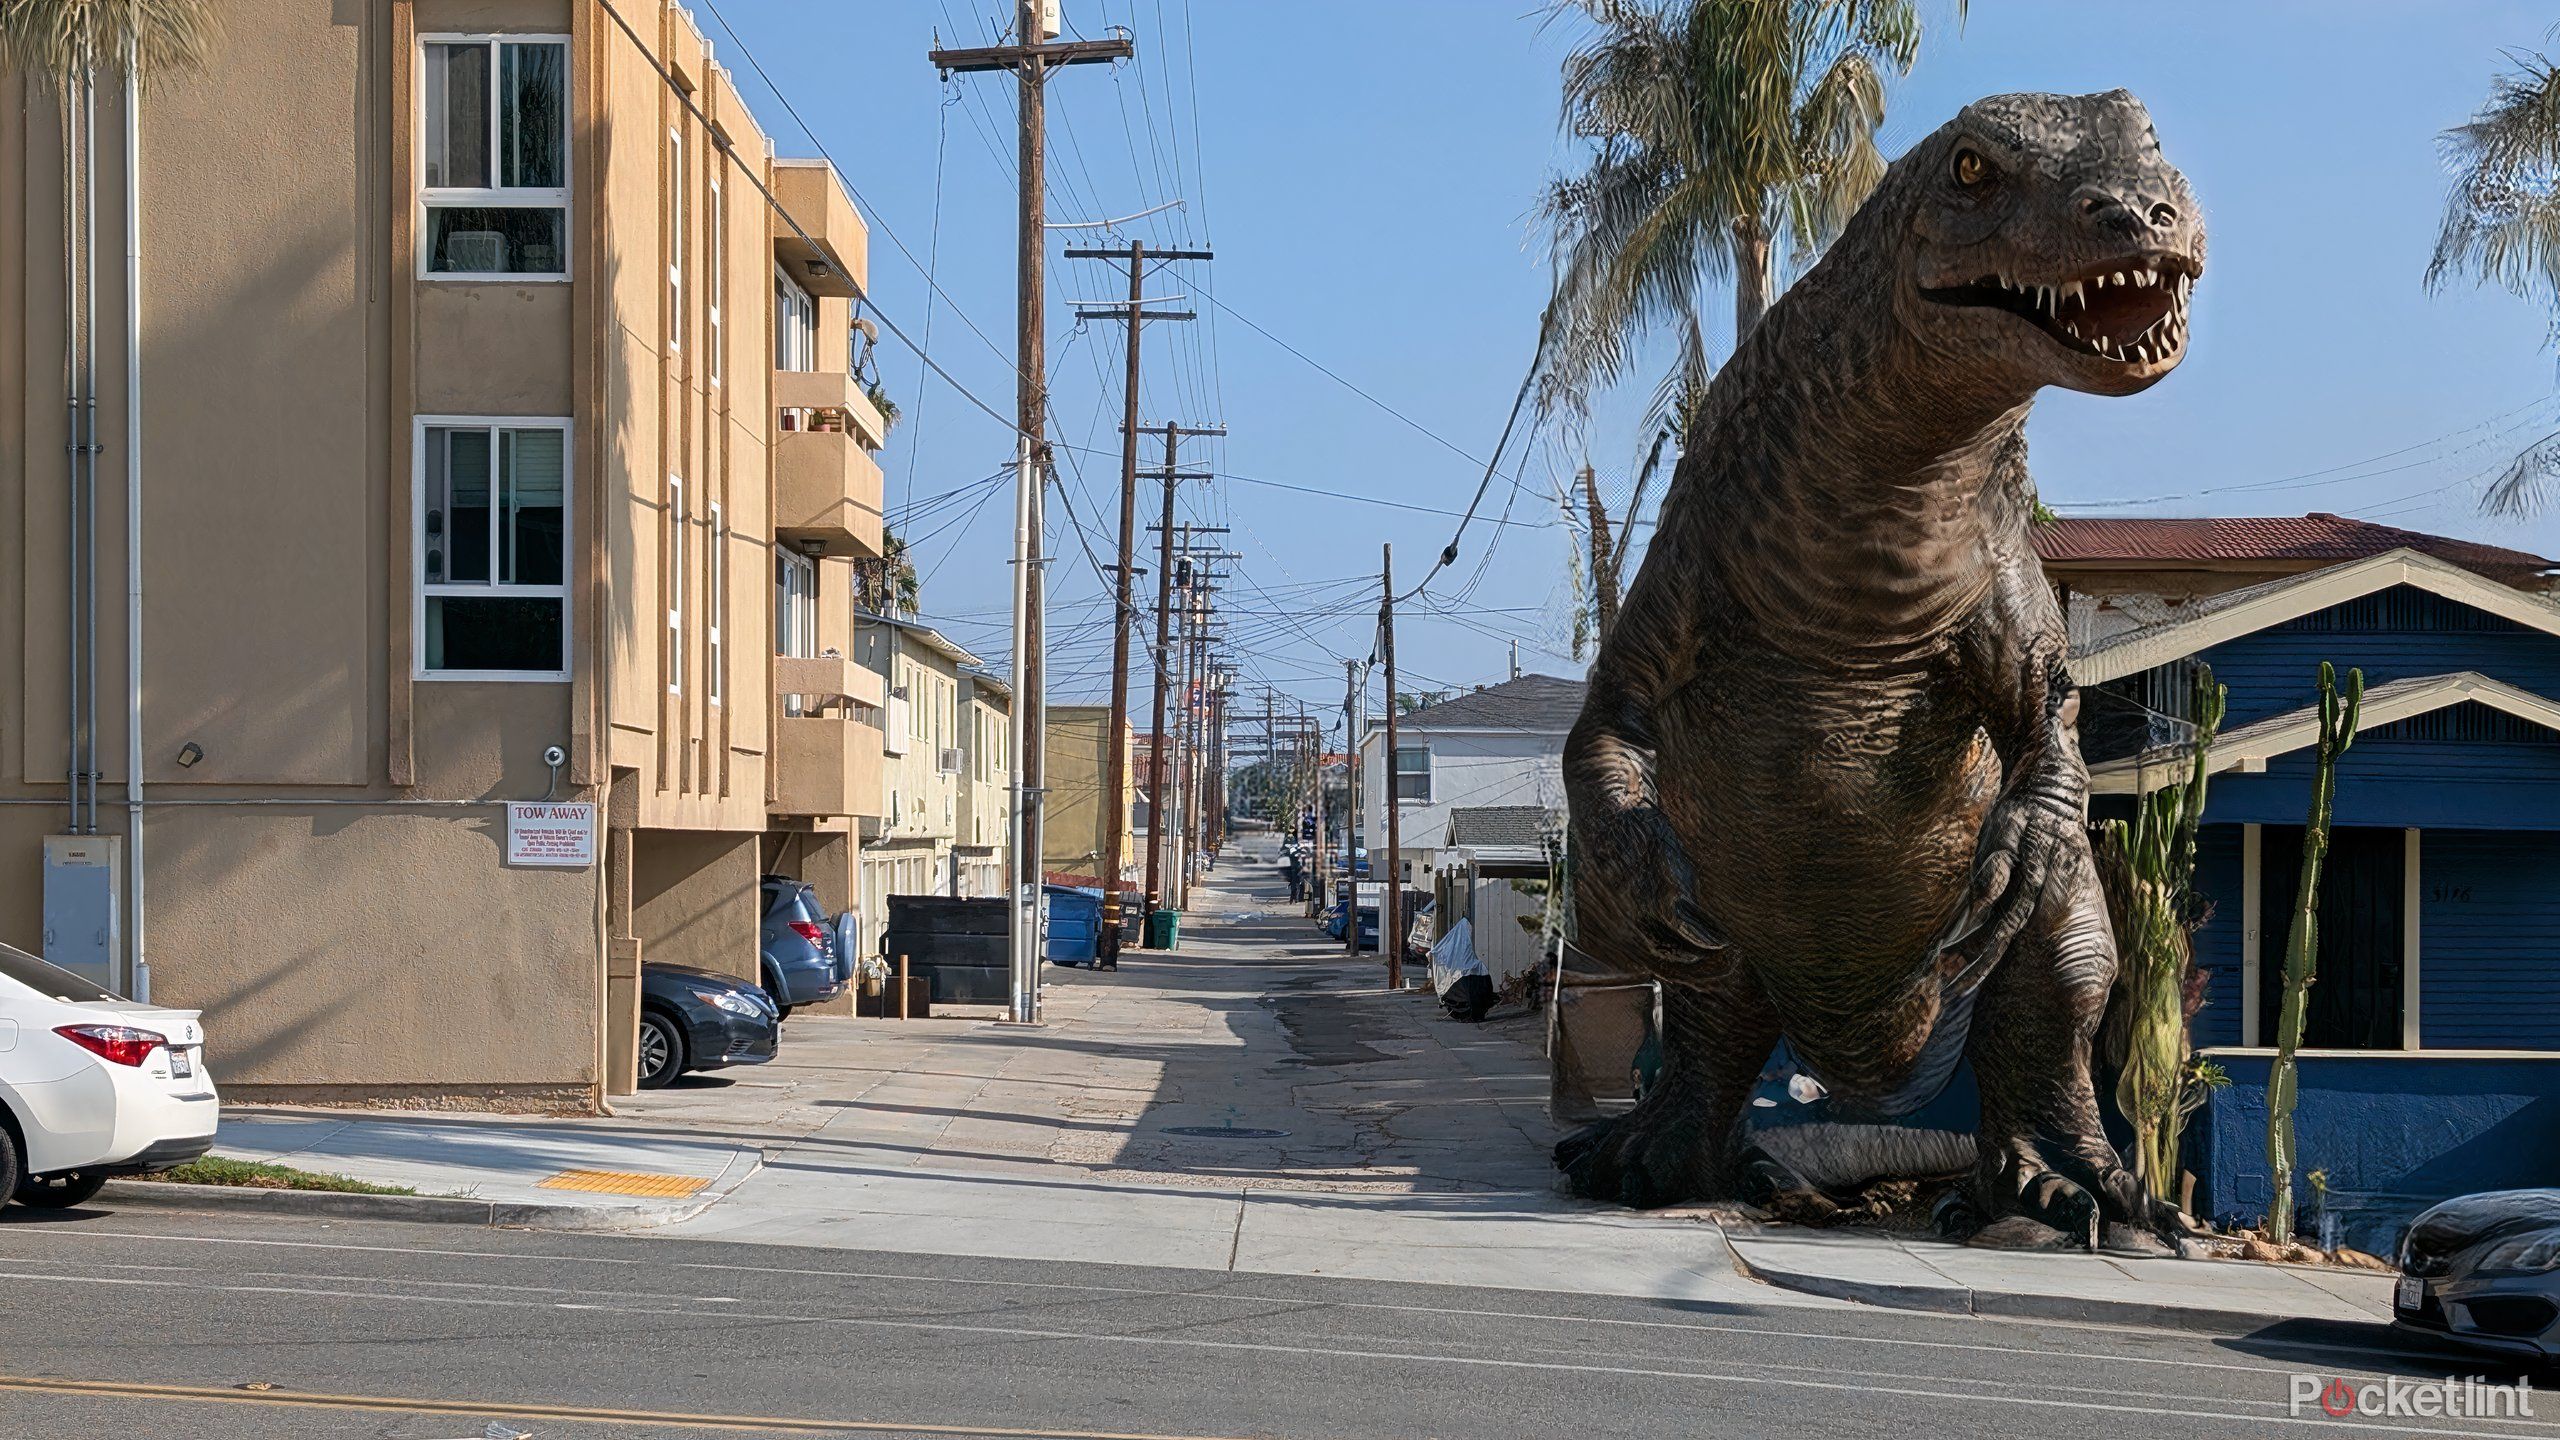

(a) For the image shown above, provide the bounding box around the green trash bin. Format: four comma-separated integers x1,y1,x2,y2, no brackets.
1145,909,1180,950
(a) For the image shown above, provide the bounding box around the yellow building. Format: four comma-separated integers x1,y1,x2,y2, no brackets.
0,0,889,1105
1042,705,1138,889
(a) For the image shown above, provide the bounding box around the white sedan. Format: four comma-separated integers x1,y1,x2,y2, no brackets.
0,940,218,1208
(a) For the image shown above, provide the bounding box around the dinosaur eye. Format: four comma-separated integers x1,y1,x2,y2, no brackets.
1952,147,1989,187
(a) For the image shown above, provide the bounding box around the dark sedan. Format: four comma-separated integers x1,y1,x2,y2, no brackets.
2394,1188,2560,1365
637,963,779,1089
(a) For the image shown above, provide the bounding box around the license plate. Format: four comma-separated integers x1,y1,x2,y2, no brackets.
168,1047,193,1078
2397,1276,2423,1310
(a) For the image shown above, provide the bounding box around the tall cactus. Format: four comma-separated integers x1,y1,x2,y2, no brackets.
2103,665,2225,1204
2264,661,2363,1245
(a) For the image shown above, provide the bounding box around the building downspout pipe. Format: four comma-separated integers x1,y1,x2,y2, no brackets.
84,67,99,843
123,54,146,1000
62,73,82,839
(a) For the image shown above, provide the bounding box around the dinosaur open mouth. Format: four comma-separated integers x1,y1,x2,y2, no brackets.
1922,258,2196,365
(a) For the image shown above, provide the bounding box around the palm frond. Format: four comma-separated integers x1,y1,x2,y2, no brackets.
0,0,218,87
2480,427,2560,518
1620,311,1711,554
2428,48,2560,517
2428,50,2560,306
1533,0,1946,413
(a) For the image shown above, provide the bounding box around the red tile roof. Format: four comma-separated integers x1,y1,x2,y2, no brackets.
2033,513,2556,576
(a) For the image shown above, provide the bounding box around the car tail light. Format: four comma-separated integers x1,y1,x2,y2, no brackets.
55,1024,167,1067
789,920,832,954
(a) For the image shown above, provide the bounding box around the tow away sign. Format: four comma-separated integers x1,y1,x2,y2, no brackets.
505,802,596,868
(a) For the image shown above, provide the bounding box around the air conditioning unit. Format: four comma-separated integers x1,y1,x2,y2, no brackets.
938,747,965,775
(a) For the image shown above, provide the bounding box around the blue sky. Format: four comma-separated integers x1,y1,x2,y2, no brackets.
700,0,2560,721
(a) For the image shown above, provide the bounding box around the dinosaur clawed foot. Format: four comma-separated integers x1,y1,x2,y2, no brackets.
1555,1099,1721,1210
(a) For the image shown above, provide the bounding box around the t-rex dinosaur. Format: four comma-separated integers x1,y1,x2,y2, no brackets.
1558,90,2203,1248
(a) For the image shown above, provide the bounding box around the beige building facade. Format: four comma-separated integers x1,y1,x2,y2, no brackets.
851,613,1009,960
0,0,889,1106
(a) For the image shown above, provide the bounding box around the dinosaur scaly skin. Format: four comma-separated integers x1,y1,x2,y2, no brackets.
1558,91,2204,1245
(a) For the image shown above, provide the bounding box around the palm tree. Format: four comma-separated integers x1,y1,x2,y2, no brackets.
857,529,920,617
2427,45,2560,516
0,0,215,83
1536,0,1950,413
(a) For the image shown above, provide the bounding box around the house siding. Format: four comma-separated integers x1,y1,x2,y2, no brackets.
2192,586,2560,728
2420,829,2560,1051
2198,735,2560,831
2190,823,2247,1049
2188,1052,2560,1250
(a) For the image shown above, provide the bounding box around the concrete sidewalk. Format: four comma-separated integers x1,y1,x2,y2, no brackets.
198,1108,764,1227
150,845,2405,1337
1727,1226,2397,1332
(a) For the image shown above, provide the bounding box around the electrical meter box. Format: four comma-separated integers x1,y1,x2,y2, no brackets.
41,835,123,994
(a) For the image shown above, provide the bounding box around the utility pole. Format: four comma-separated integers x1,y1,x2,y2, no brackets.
931,7,1130,1022
1351,661,1372,948
1068,240,1206,965
1137,424,1220,937
1380,544,1404,991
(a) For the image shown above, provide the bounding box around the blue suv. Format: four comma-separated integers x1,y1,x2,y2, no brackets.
760,875,850,1019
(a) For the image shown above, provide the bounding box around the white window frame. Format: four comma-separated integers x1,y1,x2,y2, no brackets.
417,33,572,282
706,169,724,386
411,415,572,682
707,499,724,707
667,123,685,353
667,474,685,696
1392,743,1433,804
775,264,817,373
776,550,817,717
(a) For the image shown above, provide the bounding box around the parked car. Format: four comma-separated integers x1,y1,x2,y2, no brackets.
637,962,778,1089
2394,1189,2560,1364
759,875,849,1018
0,940,218,1208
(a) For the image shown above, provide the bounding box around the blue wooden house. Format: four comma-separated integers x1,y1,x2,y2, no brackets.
2067,541,2560,1250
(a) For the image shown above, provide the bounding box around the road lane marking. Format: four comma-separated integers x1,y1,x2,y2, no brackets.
0,1227,2468,1390
0,1375,1248,1439
0,1255,2321,1413
0,1267,2551,1436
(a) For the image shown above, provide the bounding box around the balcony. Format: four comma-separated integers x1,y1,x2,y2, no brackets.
773,714,885,820
773,369,890,451
775,653,885,712
771,159,866,299
775,425,885,559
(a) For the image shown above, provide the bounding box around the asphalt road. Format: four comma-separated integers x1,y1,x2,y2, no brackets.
0,1204,2549,1439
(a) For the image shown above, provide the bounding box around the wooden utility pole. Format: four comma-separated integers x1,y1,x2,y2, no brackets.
1068,241,1206,965
1343,659,1360,946
930,6,1131,1022
1380,544,1403,990
1138,423,1220,937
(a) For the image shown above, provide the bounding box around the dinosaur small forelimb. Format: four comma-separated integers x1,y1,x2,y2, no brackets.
1579,801,1730,965
1938,786,2082,991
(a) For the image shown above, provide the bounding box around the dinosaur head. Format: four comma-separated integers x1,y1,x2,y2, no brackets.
1895,90,2203,397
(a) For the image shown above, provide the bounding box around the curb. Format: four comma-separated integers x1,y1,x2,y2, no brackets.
98,1179,707,1233
1722,1234,2347,1335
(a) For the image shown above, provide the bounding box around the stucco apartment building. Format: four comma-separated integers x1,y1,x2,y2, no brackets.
0,0,893,1106
850,612,1010,960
